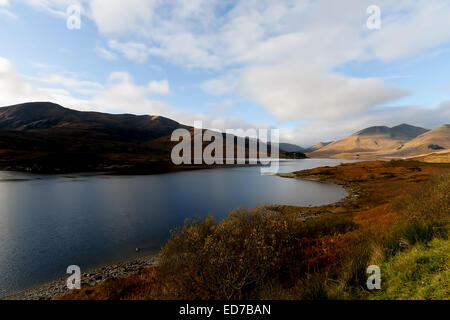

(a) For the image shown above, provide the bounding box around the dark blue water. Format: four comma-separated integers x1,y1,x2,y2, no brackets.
0,159,357,297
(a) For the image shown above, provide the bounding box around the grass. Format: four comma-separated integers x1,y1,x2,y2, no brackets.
59,161,450,300
369,238,449,300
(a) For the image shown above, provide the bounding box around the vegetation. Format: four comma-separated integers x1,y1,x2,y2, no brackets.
370,238,449,300
158,210,356,299
0,102,293,173
428,144,445,150
60,161,450,300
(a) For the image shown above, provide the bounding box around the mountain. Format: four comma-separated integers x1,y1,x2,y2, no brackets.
305,141,333,153
0,102,185,140
0,102,295,173
390,124,450,157
0,102,192,172
279,143,305,153
279,141,334,153
310,124,430,159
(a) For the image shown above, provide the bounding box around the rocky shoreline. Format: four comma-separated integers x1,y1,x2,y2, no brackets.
2,254,159,300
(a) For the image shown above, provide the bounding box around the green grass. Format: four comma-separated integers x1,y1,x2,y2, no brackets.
369,238,449,300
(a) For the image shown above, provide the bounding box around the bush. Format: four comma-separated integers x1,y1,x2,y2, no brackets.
159,207,357,299
294,274,329,300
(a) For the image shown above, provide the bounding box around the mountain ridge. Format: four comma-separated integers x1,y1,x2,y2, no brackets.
309,123,448,160
0,102,302,173
0,102,185,141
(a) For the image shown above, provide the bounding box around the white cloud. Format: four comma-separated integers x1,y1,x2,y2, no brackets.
0,56,267,133
365,0,450,61
92,72,170,115
240,63,410,121
280,103,450,146
21,0,75,18
108,71,132,83
209,100,234,114
0,8,16,18
0,56,160,114
95,46,117,61
0,0,17,18
21,1,450,69
108,40,150,63
30,74,103,91
148,80,170,95
90,0,157,35
201,71,239,95
0,57,49,106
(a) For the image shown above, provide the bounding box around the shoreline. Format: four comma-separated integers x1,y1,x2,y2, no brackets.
2,253,159,300
0,156,304,175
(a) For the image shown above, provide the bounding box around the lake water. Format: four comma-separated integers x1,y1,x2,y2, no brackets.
0,158,358,297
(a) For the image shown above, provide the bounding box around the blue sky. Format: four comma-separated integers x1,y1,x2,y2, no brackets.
0,0,449,145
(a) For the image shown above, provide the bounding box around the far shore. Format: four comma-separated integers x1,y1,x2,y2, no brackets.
0,157,304,175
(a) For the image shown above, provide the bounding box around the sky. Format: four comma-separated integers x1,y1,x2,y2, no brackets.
0,0,450,146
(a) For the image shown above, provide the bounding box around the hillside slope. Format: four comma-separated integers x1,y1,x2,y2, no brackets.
279,143,306,153
310,124,430,159
0,102,185,141
306,141,333,152
391,124,450,157
0,102,296,173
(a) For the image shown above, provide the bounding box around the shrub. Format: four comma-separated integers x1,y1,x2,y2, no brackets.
294,274,329,300
159,207,357,299
428,144,444,150
302,214,358,238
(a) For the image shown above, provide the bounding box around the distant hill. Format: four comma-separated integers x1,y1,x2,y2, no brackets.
279,143,305,153
391,124,450,157
310,124,430,159
0,102,294,173
0,102,192,172
0,102,185,140
305,141,333,153
279,141,334,153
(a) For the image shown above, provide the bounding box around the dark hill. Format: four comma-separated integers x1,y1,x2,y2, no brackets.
279,143,305,153
0,102,184,141
0,102,290,173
